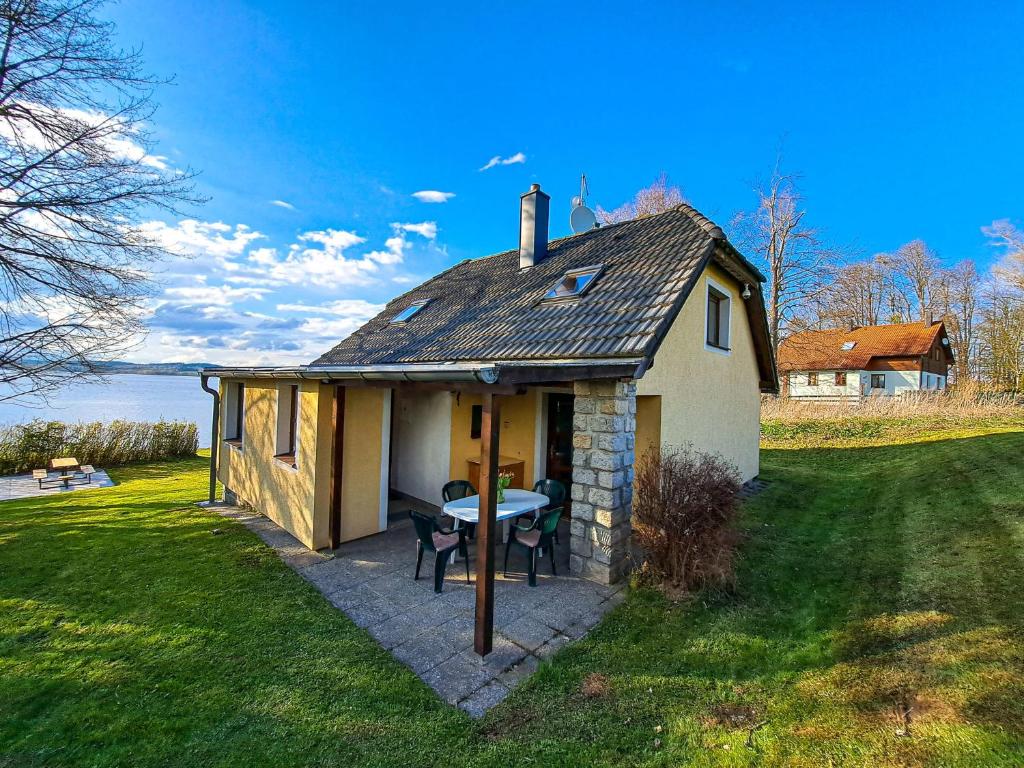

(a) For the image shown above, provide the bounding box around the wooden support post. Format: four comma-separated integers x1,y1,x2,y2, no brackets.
474,392,500,656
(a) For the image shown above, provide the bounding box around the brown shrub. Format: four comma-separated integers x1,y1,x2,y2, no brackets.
632,445,742,592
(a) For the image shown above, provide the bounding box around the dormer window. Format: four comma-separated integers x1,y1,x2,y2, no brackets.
391,300,429,324
543,265,602,301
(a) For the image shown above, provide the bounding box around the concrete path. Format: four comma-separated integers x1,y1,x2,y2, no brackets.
211,500,625,717
0,469,114,501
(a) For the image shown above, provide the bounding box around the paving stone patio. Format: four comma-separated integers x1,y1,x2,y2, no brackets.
213,498,626,717
0,469,114,501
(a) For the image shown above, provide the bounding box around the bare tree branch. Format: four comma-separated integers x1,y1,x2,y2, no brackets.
0,0,202,401
730,155,839,359
596,173,685,225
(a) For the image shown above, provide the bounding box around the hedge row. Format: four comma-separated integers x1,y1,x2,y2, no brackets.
0,420,198,475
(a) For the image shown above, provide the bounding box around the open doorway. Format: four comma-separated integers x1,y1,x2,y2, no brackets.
544,392,574,514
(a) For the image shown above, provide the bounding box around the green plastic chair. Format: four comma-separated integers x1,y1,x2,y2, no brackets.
409,510,469,593
503,507,562,587
531,478,566,543
442,479,477,539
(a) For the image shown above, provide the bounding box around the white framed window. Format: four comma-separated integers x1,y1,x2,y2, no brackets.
224,381,245,446
390,300,429,324
704,277,732,354
543,264,603,301
274,383,300,468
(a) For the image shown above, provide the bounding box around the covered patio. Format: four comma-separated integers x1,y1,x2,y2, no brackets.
203,362,642,661
216,496,625,717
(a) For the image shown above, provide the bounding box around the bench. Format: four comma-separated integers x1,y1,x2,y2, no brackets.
32,465,96,489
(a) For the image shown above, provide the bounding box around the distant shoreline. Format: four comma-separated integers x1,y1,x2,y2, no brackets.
88,361,216,377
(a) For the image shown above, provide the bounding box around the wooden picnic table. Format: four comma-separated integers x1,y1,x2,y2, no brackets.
50,457,80,473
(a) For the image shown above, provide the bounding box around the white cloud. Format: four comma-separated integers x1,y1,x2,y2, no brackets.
296,315,374,343
249,227,394,288
0,102,170,170
412,190,455,203
270,199,295,210
479,152,526,171
298,228,366,252
277,298,384,316
139,219,265,264
163,284,271,306
394,221,437,240
124,209,453,365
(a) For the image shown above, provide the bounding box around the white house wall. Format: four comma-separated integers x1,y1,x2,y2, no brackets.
788,371,862,401
787,368,946,399
392,390,452,507
871,369,921,396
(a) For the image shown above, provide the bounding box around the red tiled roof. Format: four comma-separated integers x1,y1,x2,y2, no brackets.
777,321,948,371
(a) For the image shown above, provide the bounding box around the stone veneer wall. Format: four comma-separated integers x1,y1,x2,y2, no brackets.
569,379,636,585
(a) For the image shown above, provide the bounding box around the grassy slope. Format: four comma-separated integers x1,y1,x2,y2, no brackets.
2,429,1024,767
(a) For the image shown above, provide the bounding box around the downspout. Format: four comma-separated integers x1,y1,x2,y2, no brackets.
199,373,220,504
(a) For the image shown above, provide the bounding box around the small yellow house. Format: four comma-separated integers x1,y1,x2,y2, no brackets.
201,184,777,589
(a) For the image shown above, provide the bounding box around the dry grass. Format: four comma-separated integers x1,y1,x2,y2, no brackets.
761,384,1024,447
580,673,611,699
763,382,1024,423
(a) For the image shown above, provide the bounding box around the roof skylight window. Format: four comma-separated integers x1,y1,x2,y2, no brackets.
391,300,429,324
841,341,856,350
543,265,603,301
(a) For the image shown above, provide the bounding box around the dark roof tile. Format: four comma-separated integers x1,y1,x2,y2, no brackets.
312,204,768,374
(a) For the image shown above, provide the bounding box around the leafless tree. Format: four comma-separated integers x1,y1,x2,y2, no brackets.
977,288,1024,391
0,0,199,401
933,260,980,382
596,173,685,224
983,218,1024,291
974,219,1024,390
731,158,837,358
880,239,941,321
813,256,889,329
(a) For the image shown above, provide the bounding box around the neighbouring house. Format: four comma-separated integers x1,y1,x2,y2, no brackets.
199,184,776,650
777,317,955,401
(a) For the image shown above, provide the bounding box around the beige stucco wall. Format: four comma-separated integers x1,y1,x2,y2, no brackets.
449,390,539,487
217,378,334,549
636,261,762,481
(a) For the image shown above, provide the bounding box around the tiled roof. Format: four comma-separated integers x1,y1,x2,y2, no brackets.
777,322,949,371
312,204,775,390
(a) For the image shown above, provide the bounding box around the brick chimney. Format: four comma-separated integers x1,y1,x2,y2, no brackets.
923,307,934,326
519,183,549,269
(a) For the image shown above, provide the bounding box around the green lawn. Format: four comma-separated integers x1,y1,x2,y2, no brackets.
2,427,1023,767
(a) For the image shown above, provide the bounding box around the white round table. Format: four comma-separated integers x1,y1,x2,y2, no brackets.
442,488,550,525
443,489,550,560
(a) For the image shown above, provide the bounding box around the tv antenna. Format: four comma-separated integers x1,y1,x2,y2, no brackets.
569,173,598,233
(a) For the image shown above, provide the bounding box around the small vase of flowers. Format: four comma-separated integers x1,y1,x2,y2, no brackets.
496,471,514,504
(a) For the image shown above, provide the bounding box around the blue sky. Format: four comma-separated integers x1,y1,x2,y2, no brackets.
104,1,1024,364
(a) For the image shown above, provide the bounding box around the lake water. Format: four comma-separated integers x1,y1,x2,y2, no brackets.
0,374,218,448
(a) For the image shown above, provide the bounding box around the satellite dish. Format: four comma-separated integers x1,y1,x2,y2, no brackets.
570,203,598,234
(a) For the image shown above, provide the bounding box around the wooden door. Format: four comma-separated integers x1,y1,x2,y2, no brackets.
544,393,574,511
